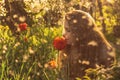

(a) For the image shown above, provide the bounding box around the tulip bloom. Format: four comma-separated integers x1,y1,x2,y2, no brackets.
53,37,66,50
19,22,27,31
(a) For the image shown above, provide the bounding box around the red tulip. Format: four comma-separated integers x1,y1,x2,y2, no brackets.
19,22,27,31
53,37,67,50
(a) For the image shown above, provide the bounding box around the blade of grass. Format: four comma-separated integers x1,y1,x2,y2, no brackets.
43,69,50,80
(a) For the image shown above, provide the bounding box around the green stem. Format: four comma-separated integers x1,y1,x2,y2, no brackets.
43,69,50,80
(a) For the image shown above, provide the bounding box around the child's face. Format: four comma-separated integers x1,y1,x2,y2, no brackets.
62,20,78,45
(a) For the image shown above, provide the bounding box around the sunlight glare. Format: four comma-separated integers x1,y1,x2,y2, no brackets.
107,0,114,4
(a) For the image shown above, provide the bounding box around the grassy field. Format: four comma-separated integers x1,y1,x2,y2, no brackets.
0,24,63,80
0,24,120,80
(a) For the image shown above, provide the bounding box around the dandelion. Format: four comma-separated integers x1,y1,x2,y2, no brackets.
23,54,29,62
28,47,35,54
3,45,7,50
53,36,66,50
14,42,20,48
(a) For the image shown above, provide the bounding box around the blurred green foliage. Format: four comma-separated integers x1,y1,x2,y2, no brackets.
0,24,62,80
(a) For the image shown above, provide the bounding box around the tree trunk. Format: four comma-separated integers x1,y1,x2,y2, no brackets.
97,0,106,33
4,0,33,35
4,0,17,34
89,0,94,16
